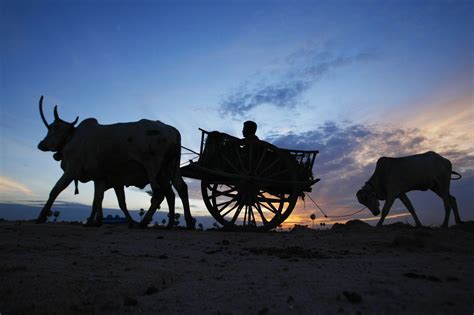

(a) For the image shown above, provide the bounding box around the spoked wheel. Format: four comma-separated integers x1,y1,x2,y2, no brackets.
201,141,299,231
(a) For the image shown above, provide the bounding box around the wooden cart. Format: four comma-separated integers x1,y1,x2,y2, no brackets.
181,129,320,231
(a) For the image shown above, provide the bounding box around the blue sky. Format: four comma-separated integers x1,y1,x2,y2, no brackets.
1,0,473,227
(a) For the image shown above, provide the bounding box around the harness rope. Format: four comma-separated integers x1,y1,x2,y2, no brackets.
305,193,366,218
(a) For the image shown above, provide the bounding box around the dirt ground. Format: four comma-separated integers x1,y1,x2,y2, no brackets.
0,220,473,314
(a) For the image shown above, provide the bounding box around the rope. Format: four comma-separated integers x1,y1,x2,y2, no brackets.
305,193,366,219
180,156,198,167
180,146,200,167
181,145,200,156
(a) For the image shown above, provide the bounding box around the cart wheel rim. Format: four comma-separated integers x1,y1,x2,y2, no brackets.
201,141,299,231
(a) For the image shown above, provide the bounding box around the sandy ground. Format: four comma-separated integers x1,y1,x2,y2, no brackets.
0,220,473,315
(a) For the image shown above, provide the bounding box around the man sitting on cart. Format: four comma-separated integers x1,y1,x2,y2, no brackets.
242,120,259,141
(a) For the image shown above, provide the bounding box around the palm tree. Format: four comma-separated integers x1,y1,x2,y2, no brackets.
310,213,316,229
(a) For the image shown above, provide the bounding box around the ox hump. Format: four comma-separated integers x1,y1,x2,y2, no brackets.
78,118,99,127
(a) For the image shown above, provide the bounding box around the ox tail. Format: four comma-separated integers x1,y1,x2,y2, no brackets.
74,179,79,194
451,171,462,180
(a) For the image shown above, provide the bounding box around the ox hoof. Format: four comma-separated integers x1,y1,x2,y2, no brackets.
82,220,101,228
35,217,47,224
137,223,148,229
186,218,196,230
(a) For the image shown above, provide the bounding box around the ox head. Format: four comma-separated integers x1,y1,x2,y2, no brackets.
356,183,380,216
37,96,79,153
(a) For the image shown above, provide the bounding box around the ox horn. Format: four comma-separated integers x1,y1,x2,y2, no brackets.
53,105,60,120
70,116,79,126
39,96,50,128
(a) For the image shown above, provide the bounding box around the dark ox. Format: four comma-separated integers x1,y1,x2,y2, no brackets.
36,96,194,228
357,151,462,228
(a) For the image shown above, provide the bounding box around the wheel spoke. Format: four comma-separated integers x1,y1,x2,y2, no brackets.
216,195,237,208
254,148,267,175
213,187,237,197
231,204,244,224
254,202,268,223
257,157,280,177
249,206,256,226
221,155,240,173
235,146,248,173
265,168,290,179
243,205,248,226
258,196,290,203
257,200,278,214
221,201,240,218
257,192,281,213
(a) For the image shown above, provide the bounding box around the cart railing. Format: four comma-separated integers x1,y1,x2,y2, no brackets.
195,128,318,184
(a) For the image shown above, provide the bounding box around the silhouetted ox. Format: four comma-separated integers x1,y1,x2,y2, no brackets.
36,96,194,228
357,151,462,228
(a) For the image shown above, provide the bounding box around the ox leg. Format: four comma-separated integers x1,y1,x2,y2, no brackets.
431,186,452,228
172,174,195,229
139,190,166,228
449,195,462,225
114,186,137,227
377,197,395,228
441,197,452,228
139,158,166,227
399,193,422,227
165,188,176,228
36,173,73,223
86,181,105,227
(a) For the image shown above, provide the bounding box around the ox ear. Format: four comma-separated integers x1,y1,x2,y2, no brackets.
70,116,79,126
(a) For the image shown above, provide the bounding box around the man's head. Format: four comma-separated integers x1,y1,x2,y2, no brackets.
242,120,257,139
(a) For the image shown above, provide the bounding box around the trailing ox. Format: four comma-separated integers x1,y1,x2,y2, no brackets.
36,96,194,228
356,151,462,228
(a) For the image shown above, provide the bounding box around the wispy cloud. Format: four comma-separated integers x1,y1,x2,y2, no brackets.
219,47,376,116
0,176,33,195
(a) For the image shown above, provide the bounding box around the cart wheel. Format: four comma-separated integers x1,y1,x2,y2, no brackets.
201,141,298,231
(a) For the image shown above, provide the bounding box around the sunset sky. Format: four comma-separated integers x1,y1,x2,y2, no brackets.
1,0,473,227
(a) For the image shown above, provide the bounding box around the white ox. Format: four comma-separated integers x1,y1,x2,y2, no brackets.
36,96,194,228
356,151,462,228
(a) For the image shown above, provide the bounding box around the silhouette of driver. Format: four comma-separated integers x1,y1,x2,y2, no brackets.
242,120,259,141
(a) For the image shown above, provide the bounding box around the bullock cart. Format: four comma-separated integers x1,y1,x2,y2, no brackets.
181,129,320,231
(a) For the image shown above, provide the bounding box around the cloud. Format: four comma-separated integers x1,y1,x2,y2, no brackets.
0,176,32,195
265,120,474,225
219,49,376,116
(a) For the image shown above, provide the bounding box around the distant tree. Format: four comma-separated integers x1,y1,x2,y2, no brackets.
47,210,53,222
198,223,203,230
161,218,167,225
139,208,145,221
174,213,181,226
310,213,316,229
